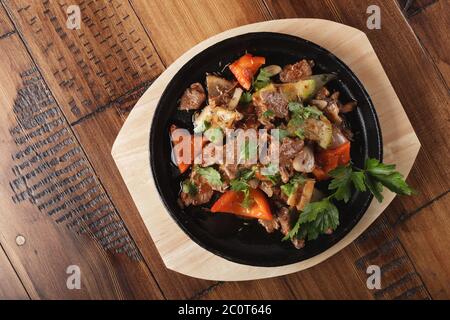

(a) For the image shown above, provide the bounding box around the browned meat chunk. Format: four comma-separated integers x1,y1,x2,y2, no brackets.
279,137,304,164
340,101,357,113
180,180,213,207
206,75,237,107
258,218,279,233
179,83,206,110
179,169,218,206
315,86,330,99
253,87,289,120
259,181,274,197
279,60,314,83
219,164,238,181
276,207,305,249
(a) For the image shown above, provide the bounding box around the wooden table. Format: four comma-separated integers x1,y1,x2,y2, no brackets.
0,0,448,300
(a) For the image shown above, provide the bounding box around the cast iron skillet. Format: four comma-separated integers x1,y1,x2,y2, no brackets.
150,32,382,267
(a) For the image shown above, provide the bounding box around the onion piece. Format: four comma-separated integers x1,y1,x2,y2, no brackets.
263,65,282,77
329,126,349,149
293,146,315,173
228,87,243,109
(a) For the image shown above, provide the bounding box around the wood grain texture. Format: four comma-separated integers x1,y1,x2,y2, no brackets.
0,245,28,300
0,32,162,299
403,1,449,89
130,0,271,65
3,0,164,123
397,0,439,17
394,192,450,299
111,19,420,282
0,0,447,299
0,2,13,36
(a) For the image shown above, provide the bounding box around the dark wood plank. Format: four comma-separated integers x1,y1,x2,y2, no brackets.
402,1,449,89
130,0,271,65
0,32,163,299
2,0,215,299
0,2,13,36
394,192,450,299
3,0,164,123
397,0,439,17
0,244,29,299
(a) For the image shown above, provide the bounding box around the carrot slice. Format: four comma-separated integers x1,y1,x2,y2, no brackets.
313,142,351,181
211,188,273,221
229,54,266,90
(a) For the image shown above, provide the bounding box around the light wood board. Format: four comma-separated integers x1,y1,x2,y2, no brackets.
111,19,420,281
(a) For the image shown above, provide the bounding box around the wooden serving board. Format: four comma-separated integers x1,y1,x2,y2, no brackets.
111,19,420,281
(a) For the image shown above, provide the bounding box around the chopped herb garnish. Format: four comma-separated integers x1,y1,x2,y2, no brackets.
182,180,198,196
254,67,273,90
272,128,290,141
262,109,275,118
283,197,339,241
194,166,223,188
204,127,223,143
193,120,210,134
288,102,322,120
239,139,258,162
240,91,253,104
230,168,257,208
280,174,306,197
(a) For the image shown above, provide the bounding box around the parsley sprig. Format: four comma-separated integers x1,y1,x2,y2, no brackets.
194,166,223,188
284,158,414,242
230,168,256,208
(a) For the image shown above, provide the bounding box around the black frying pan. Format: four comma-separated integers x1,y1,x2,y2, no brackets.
150,32,382,267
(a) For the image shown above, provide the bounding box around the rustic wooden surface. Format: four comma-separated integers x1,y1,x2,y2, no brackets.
112,18,421,280
0,0,448,299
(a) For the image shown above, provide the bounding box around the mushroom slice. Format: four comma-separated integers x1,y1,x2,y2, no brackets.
293,146,315,173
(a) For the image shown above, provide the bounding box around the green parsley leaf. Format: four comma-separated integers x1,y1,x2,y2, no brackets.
272,128,290,141
288,102,303,113
230,179,248,192
351,171,366,192
261,163,279,176
260,164,281,184
239,139,258,162
328,165,353,203
365,158,415,199
181,180,198,196
294,128,305,139
204,127,223,143
254,68,273,90
280,183,295,197
303,106,323,119
364,173,384,202
280,174,306,197
284,197,339,241
230,168,256,209
193,120,210,134
194,166,222,187
237,167,257,181
288,102,322,120
240,91,252,104
262,109,275,118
